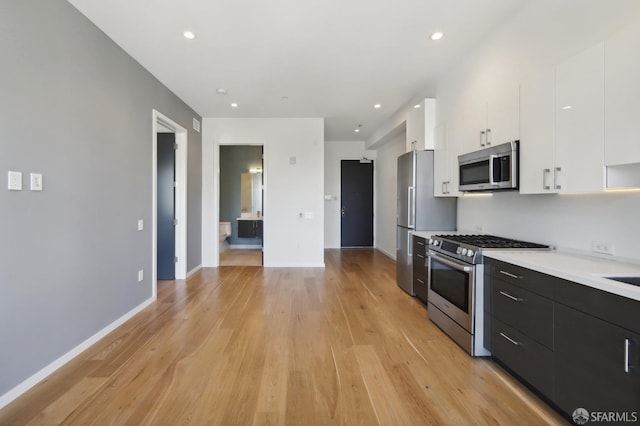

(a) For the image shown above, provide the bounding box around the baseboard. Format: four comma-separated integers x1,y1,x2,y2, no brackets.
376,247,396,260
263,263,325,268
229,245,262,250
186,264,202,278
0,296,156,410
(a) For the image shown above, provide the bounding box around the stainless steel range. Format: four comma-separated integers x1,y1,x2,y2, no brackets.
427,234,549,356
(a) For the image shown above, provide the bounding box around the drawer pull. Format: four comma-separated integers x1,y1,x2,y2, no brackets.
625,338,630,373
416,241,425,246
500,270,523,279
499,291,523,302
416,254,425,259
500,332,520,346
416,278,425,284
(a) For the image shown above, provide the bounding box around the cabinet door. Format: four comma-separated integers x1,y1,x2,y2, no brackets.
433,123,459,197
555,42,605,193
486,86,520,147
237,220,256,238
456,101,488,154
555,303,640,415
519,70,556,194
605,22,640,166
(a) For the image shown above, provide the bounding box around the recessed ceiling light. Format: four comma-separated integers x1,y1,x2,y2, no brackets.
374,104,382,109
562,105,573,110
183,30,196,40
430,32,444,41
354,128,360,133
231,103,238,108
414,104,421,109
216,88,227,95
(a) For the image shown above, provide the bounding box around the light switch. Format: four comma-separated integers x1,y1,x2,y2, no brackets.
137,219,144,231
138,270,144,282
30,173,43,191
8,171,22,191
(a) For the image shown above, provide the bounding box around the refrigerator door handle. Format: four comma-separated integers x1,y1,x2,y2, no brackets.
408,186,415,228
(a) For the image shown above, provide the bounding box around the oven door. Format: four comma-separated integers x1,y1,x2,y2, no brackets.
427,251,475,332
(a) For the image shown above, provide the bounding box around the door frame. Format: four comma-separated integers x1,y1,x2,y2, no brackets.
152,110,188,297
216,143,265,266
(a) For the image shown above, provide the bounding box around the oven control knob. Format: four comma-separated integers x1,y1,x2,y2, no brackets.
433,239,439,246
456,247,462,254
428,238,433,245
467,250,475,257
461,248,468,256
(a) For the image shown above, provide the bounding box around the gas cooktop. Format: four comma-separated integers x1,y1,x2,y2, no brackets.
428,234,550,264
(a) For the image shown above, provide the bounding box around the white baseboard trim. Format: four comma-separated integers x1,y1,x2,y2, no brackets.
186,264,202,279
0,296,156,410
229,245,262,250
377,247,396,260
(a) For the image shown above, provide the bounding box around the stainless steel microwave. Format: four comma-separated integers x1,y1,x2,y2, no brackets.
458,141,519,192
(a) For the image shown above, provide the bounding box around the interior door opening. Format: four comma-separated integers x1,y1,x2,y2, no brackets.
152,110,187,298
218,144,264,266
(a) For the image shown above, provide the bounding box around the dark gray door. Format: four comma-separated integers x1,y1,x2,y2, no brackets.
157,133,175,280
341,160,374,247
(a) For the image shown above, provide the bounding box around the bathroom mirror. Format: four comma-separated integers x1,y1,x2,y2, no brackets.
240,172,262,216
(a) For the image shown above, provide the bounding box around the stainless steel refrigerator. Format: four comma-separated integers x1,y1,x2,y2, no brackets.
396,150,456,295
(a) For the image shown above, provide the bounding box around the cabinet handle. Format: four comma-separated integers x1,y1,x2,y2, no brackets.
500,332,520,346
625,338,630,373
486,128,491,145
445,181,450,194
543,168,551,190
442,181,446,194
416,254,425,259
554,167,562,190
499,270,523,279
417,278,425,284
480,130,486,147
499,290,523,302
416,241,425,246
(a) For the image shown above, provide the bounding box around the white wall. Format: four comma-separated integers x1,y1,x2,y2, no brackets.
324,141,376,248
435,0,640,261
202,118,325,267
374,133,406,258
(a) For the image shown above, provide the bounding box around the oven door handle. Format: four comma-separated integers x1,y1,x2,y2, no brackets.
427,251,473,272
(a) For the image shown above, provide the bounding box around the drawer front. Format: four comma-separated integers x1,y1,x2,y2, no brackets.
493,318,554,399
413,236,427,257
487,258,556,299
414,275,428,303
493,279,554,349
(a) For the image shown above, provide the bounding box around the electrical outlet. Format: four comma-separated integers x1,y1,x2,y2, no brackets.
137,219,144,231
30,173,43,191
138,270,144,282
8,171,22,191
592,241,614,255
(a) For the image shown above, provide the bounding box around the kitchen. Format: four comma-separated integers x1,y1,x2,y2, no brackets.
2,0,640,423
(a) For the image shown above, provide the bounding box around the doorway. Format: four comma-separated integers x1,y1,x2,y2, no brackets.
218,145,264,266
341,160,374,247
152,110,187,297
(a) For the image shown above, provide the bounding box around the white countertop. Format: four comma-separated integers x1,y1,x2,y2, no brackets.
483,250,640,302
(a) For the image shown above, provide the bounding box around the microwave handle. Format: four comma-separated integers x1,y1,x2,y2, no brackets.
489,155,496,185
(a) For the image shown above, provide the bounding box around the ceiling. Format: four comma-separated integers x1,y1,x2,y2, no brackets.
67,0,525,141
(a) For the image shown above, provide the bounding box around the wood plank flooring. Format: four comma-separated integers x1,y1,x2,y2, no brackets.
0,249,567,425
220,248,263,266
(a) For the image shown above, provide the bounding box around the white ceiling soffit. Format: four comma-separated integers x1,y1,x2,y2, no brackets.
67,0,525,141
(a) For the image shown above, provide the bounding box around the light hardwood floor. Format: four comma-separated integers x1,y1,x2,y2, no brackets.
220,248,263,266
0,249,567,425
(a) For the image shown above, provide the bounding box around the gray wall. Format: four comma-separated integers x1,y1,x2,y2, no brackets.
0,0,202,396
219,145,263,245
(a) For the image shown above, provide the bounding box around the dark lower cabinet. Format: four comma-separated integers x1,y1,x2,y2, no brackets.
485,257,640,421
412,236,428,303
237,220,263,239
555,303,640,414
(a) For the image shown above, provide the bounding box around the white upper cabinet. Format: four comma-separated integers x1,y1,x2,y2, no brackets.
433,122,459,197
486,86,520,148
458,86,520,154
554,42,605,193
406,99,436,151
519,69,556,194
605,22,640,166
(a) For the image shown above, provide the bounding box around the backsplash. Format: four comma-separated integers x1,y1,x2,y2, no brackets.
457,190,640,262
